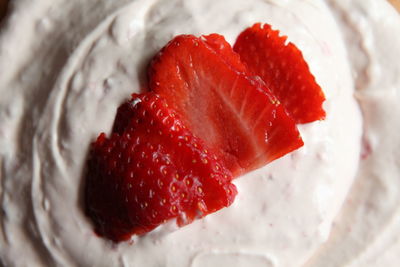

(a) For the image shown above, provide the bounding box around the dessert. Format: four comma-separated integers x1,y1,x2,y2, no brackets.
84,30,311,242
233,23,326,123
149,33,303,176
0,0,399,267
85,92,238,242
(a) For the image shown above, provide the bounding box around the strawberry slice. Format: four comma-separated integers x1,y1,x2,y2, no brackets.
85,93,237,242
148,34,303,176
233,23,326,123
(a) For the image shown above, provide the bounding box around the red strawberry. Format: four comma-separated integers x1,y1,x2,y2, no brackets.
149,34,303,176
203,34,248,73
85,93,237,242
233,23,326,123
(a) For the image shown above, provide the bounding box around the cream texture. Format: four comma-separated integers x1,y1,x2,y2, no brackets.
0,0,398,266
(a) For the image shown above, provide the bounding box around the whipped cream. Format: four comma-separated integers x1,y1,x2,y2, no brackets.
0,0,398,266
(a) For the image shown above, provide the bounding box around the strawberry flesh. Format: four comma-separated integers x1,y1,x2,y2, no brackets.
149,34,303,176
233,23,326,123
85,93,237,242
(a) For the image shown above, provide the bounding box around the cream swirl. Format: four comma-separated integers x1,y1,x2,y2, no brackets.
0,0,398,267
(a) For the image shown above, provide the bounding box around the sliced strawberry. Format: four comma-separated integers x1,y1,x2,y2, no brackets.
85,93,237,242
203,34,247,73
233,23,326,123
112,95,141,134
148,34,303,176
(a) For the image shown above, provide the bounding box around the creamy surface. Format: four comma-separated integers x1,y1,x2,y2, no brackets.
0,0,398,266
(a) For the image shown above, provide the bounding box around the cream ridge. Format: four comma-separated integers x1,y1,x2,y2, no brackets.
0,0,399,266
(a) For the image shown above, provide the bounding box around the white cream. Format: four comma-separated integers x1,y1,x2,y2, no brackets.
0,0,397,266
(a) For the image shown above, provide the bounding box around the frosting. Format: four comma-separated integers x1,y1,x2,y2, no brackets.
0,0,398,266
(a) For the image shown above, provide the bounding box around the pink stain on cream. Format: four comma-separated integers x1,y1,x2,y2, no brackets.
0,0,399,266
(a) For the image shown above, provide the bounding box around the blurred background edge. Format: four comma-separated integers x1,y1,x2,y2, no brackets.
1,0,400,24
390,0,400,10
0,0,9,23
